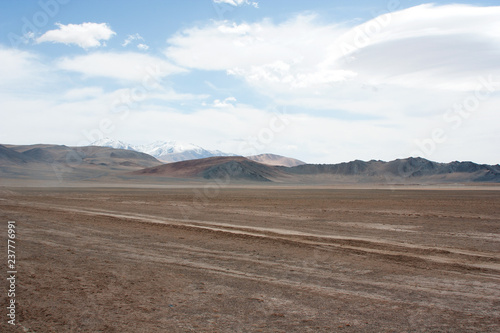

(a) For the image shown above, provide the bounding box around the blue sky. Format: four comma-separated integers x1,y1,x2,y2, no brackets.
1,0,499,164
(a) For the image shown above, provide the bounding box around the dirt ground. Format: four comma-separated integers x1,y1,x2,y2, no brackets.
0,186,499,332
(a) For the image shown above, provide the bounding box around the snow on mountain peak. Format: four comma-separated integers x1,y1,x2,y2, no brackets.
137,141,202,155
90,137,135,151
89,138,234,162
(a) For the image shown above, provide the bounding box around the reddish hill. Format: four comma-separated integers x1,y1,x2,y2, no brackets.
133,156,284,181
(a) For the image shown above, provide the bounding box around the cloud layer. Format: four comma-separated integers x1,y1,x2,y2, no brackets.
167,4,500,93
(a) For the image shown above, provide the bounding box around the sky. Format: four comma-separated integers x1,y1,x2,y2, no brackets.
0,0,499,164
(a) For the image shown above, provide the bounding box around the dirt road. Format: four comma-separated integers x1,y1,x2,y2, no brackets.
0,187,499,332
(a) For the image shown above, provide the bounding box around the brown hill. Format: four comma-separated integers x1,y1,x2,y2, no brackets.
134,156,284,182
3,144,161,168
0,144,163,182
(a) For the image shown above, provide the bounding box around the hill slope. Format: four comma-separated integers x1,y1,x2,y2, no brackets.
0,144,34,164
134,156,284,182
0,144,163,182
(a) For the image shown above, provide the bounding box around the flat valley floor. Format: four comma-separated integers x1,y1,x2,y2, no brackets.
0,186,499,332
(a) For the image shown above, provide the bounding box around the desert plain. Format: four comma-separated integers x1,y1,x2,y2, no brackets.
0,185,499,332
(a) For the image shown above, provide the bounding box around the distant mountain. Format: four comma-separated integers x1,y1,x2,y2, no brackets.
90,138,235,162
284,157,500,183
2,143,499,184
0,144,162,182
246,153,306,167
136,141,235,163
4,144,160,167
90,138,135,151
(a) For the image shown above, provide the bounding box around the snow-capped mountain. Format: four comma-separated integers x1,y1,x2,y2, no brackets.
90,138,235,162
138,141,200,156
90,138,136,151
136,141,234,162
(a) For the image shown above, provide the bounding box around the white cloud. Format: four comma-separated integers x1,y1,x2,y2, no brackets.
166,15,347,89
213,96,237,107
213,0,258,8
122,33,149,51
166,15,338,70
37,22,116,49
122,33,144,46
58,52,186,82
227,62,356,88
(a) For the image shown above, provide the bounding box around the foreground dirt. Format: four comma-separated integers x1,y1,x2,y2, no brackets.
0,186,499,332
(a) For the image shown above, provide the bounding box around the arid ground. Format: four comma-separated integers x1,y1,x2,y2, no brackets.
0,186,499,332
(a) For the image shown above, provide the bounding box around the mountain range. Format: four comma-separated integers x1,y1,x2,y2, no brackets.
1,143,499,184
135,155,500,183
89,138,306,167
281,157,500,183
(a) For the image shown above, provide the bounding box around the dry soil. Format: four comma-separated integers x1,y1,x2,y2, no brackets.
0,186,499,332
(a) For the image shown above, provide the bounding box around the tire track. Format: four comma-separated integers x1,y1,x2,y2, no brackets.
23,221,500,316
4,199,500,273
